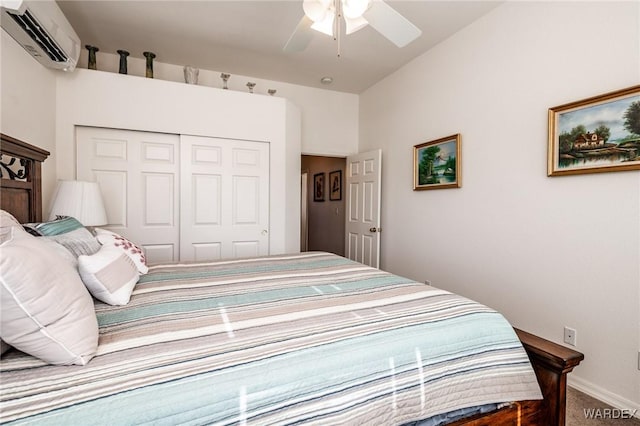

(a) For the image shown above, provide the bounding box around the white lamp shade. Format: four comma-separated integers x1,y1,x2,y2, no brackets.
48,180,108,226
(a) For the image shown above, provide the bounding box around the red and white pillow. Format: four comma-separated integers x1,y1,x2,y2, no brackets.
95,228,148,274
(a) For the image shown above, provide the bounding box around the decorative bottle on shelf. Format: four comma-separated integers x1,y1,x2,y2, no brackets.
220,73,230,89
85,45,99,70
183,66,199,84
143,51,156,78
117,50,129,74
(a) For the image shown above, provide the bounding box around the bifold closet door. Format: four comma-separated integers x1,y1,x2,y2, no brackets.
180,135,270,261
76,126,180,264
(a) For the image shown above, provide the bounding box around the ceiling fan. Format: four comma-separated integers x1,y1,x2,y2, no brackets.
284,0,422,54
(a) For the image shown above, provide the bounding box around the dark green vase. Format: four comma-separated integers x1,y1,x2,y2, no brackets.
85,45,99,70
117,50,129,74
143,51,156,78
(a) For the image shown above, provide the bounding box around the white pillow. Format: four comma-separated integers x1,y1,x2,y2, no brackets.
0,227,99,365
0,210,21,244
38,237,79,270
95,228,148,274
0,210,21,227
78,245,140,305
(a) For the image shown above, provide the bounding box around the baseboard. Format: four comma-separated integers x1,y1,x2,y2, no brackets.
569,375,640,419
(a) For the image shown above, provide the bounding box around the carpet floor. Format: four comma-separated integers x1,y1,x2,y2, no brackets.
566,387,640,425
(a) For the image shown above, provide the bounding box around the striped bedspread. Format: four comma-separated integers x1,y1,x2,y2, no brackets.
0,252,541,425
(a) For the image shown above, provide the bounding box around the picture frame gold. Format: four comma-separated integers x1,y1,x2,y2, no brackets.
413,134,461,190
547,85,640,176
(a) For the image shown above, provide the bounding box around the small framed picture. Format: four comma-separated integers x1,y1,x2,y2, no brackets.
329,170,342,201
313,172,325,201
413,134,461,190
548,85,640,176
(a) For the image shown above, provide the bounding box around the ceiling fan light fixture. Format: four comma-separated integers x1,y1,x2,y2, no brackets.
285,0,421,54
311,11,335,36
303,0,329,22
345,15,368,34
342,0,370,19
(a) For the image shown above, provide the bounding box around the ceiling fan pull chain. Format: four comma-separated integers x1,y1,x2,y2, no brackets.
336,0,341,57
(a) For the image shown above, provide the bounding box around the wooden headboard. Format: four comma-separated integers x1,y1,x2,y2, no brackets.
0,133,50,223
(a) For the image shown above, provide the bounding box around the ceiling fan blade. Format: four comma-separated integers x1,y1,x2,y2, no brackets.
363,0,422,48
283,15,315,53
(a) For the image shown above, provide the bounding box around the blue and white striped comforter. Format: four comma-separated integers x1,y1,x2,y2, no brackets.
0,252,541,425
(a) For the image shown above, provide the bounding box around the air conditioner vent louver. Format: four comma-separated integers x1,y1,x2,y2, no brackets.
1,0,80,71
7,9,67,63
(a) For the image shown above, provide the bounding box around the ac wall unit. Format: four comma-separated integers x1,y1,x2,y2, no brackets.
1,0,80,71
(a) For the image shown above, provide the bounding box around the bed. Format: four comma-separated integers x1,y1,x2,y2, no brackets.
0,133,584,425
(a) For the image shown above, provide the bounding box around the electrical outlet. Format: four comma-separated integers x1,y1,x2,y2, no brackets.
564,326,577,346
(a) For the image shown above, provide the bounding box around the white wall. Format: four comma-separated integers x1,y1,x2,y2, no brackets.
360,1,639,412
0,30,57,210
56,69,301,255
78,52,359,157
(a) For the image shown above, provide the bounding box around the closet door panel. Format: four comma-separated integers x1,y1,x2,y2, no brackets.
181,135,269,261
233,176,259,224
232,241,259,258
93,170,127,227
193,174,222,225
143,244,175,264
143,172,175,226
77,127,180,264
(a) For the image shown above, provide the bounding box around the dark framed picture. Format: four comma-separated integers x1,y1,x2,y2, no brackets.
548,85,640,176
329,170,342,201
413,134,461,190
313,172,325,201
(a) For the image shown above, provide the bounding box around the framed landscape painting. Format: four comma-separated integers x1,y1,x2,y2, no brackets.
413,134,461,190
548,85,640,176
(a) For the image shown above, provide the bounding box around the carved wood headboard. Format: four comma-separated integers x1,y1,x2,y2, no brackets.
0,133,50,223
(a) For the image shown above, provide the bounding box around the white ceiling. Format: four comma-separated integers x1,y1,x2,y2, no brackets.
57,1,501,94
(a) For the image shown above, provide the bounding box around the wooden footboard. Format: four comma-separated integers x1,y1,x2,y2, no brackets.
515,328,584,425
450,328,584,426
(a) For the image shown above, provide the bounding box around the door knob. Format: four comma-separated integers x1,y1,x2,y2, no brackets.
369,227,381,233
261,229,268,236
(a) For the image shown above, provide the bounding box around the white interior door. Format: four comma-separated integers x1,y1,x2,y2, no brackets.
76,126,180,264
180,135,270,261
345,149,382,268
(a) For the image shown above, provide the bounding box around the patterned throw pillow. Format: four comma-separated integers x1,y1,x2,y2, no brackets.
78,245,140,305
95,228,148,274
23,216,100,257
23,215,83,236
